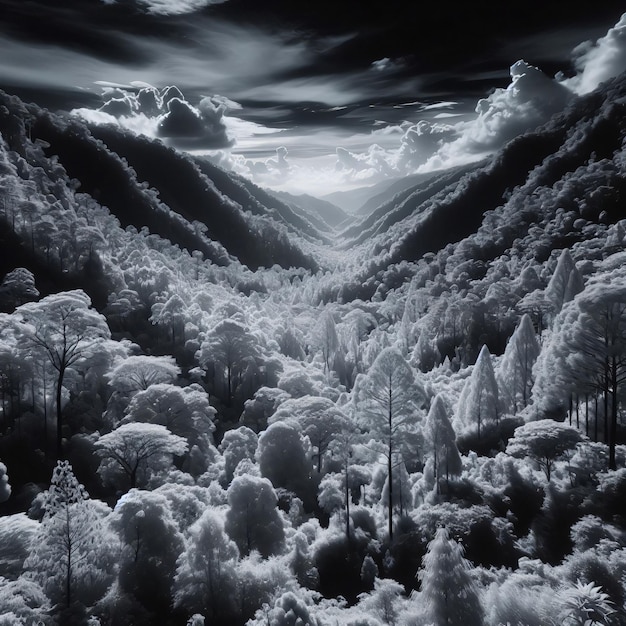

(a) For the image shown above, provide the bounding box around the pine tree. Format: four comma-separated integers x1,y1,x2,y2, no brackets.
424,395,462,493
24,461,114,610
418,527,483,626
497,314,540,414
455,345,500,439
354,347,426,540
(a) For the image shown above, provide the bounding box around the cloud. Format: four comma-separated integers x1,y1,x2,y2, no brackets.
157,95,233,148
419,60,573,170
74,84,236,149
320,60,572,187
563,12,626,94
397,120,457,169
109,0,229,16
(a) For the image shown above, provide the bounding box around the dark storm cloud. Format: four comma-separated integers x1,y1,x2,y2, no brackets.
157,96,233,148
0,0,175,64
218,0,626,93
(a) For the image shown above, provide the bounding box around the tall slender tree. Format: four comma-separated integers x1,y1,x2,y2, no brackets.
418,527,483,626
16,290,110,459
354,347,426,540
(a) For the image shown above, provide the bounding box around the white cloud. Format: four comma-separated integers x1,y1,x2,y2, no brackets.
419,60,572,171
73,85,237,149
108,0,229,16
563,12,626,94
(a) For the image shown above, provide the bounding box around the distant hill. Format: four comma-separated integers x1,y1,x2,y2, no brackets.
272,190,350,230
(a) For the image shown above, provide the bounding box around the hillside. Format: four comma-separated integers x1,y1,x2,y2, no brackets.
1,73,626,626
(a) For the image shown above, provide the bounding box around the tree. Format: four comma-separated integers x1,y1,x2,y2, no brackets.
16,290,110,458
311,309,339,374
225,474,285,557
106,354,181,396
196,319,261,406
150,293,187,345
497,314,540,414
534,269,626,468
545,249,583,321
0,461,10,502
173,509,239,621
257,421,314,509
506,419,584,481
111,488,183,616
0,267,39,312
354,347,426,540
424,395,462,493
418,527,483,626
24,461,115,610
95,423,188,490
455,344,500,440
219,426,258,483
269,395,349,473
123,382,215,446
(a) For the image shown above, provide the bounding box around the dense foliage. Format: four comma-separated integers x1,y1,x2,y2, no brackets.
1,72,626,625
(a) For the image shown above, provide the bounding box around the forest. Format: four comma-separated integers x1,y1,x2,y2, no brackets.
1,68,626,626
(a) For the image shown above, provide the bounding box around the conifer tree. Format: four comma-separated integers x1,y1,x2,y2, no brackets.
424,395,462,493
497,314,540,413
418,527,483,626
455,344,500,439
24,461,114,610
354,347,426,540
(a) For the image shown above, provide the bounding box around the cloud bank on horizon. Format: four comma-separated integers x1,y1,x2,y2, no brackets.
69,11,626,197
3,2,626,197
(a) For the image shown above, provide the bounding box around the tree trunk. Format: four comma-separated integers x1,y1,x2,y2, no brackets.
56,365,66,460
345,462,351,549
388,381,393,542
609,356,618,471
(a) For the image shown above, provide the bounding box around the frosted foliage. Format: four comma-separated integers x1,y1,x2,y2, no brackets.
0,461,10,502
219,426,258,482
424,395,462,491
497,314,540,413
225,474,284,557
248,590,320,626
124,382,216,443
418,527,483,626
455,344,500,438
96,422,188,489
545,249,583,318
558,580,615,626
0,577,50,624
112,489,183,610
0,514,38,579
24,461,116,608
506,419,584,481
358,577,405,626
173,509,238,618
257,421,312,495
106,354,181,394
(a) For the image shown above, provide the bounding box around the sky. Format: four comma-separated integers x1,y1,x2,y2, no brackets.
2,1,626,197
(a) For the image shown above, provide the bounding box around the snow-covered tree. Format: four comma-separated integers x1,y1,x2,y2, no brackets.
354,346,426,539
455,344,500,440
497,313,540,413
424,395,462,493
225,474,285,557
24,461,115,610
16,290,110,458
506,419,584,481
95,423,188,490
173,509,239,621
0,461,10,502
418,527,483,626
111,488,183,616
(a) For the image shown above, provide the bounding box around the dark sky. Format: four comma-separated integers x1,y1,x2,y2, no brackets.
1,1,625,194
